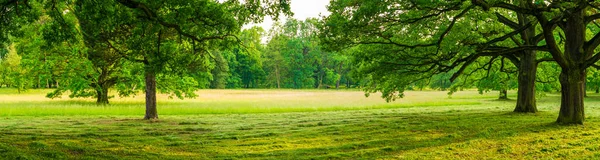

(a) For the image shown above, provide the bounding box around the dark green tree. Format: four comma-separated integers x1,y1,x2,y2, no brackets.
71,0,291,119
322,0,600,124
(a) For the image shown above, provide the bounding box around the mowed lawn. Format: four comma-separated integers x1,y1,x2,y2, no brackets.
2,89,600,159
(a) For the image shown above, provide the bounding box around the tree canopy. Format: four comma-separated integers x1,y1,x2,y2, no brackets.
321,0,600,124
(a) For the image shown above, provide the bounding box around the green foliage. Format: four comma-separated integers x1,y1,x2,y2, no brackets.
450,57,518,95
587,68,600,93
0,44,28,92
0,0,42,45
223,27,266,88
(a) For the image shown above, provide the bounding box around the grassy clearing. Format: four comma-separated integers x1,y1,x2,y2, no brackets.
0,89,480,116
2,89,600,159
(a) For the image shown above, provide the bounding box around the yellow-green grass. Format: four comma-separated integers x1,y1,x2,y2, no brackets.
0,89,481,116
2,89,600,159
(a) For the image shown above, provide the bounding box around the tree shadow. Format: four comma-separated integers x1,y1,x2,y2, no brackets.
215,109,570,159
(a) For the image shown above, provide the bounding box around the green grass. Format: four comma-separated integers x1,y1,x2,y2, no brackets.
2,89,600,159
0,89,481,116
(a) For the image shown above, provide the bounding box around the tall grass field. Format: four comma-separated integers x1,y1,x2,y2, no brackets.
2,89,600,159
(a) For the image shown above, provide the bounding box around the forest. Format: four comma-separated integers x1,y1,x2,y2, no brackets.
3,0,600,159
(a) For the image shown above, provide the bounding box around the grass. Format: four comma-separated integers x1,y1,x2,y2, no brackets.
2,89,600,159
0,89,481,116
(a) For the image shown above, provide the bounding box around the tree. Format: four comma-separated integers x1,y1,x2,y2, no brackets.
223,27,266,88
263,25,289,88
0,0,40,46
322,0,600,124
451,57,519,100
65,0,291,119
0,44,29,93
588,67,600,93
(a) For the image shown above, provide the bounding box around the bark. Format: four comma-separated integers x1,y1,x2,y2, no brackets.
144,68,158,120
499,89,508,100
513,51,537,113
556,10,586,124
513,11,538,113
557,68,585,124
96,86,109,104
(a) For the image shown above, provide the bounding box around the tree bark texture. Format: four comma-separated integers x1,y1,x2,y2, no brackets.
514,51,537,113
96,87,109,104
557,68,585,124
144,68,158,120
556,10,586,124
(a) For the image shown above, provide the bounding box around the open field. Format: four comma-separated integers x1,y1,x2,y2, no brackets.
2,89,600,159
0,89,481,116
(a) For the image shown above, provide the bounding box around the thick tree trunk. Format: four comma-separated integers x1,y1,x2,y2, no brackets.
556,9,586,125
557,68,585,124
96,86,109,104
513,51,537,113
596,86,599,94
512,10,538,113
499,89,508,100
144,69,158,120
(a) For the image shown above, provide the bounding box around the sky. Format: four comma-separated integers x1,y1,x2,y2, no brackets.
244,0,331,32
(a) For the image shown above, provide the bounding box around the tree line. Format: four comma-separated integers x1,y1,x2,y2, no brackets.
4,0,600,125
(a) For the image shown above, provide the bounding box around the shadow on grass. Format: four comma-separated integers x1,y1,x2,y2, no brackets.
216,110,567,159
484,98,517,102
0,107,586,159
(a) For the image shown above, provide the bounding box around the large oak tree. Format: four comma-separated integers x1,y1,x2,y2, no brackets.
322,0,600,124
3,0,292,119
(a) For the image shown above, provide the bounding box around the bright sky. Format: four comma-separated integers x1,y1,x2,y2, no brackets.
244,0,331,32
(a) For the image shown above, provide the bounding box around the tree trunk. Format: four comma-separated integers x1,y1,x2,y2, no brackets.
275,65,280,89
144,68,158,120
512,10,538,113
336,76,341,89
499,89,508,100
555,9,586,125
335,62,343,89
96,86,109,104
596,86,599,94
557,68,585,124
513,51,537,113
318,71,324,89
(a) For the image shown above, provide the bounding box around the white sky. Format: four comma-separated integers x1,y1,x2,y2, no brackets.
244,0,331,32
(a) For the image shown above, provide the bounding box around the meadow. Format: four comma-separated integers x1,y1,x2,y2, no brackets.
2,89,600,159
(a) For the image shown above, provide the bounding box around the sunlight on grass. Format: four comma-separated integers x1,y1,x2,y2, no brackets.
4,89,600,159
0,89,485,116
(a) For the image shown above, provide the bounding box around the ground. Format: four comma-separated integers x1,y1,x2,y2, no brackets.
1,89,600,159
